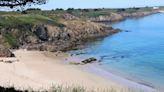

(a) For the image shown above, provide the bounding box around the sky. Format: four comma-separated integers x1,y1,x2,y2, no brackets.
1,0,164,11
36,0,164,10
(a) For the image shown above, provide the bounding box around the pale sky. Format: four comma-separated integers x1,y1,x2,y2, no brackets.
1,0,164,11
37,0,164,10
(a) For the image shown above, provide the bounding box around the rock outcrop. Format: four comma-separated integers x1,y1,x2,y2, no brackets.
0,45,15,57
0,19,119,52
81,57,97,64
89,13,124,22
88,10,158,22
0,8,158,52
23,21,119,52
121,11,158,18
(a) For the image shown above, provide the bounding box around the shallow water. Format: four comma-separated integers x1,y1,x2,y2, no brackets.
69,13,164,91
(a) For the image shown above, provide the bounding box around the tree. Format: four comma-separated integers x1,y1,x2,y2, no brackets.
67,8,74,13
0,0,47,9
56,8,64,11
26,8,42,11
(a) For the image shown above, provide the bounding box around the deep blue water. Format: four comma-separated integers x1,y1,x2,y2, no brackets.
70,13,164,90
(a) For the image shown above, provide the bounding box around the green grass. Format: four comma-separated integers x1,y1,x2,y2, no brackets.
3,33,19,48
0,13,65,48
0,14,65,28
67,9,114,17
64,7,154,17
0,7,156,49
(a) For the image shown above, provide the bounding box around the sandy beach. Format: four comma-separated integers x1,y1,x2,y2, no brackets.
0,50,122,91
0,50,157,92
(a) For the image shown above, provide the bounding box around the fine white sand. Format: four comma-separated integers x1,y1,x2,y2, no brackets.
0,50,123,91
0,50,157,92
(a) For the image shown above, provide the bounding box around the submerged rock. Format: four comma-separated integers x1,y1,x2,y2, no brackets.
124,30,131,32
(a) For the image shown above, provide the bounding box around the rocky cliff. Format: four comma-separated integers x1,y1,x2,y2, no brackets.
0,8,160,52
24,21,118,52
0,15,119,52
88,10,159,22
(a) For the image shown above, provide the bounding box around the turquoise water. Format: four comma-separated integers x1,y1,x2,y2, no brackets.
70,13,164,90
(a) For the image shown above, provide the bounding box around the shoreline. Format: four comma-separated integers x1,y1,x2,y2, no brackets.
55,51,161,92
67,13,164,92
0,49,159,92
66,55,158,92
79,64,158,92
0,50,124,91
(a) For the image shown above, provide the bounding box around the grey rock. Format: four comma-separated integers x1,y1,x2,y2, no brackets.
34,25,49,41
81,57,97,64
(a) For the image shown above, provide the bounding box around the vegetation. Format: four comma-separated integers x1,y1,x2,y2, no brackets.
0,0,47,9
0,6,160,49
0,85,144,92
0,13,65,48
63,7,156,17
3,33,19,48
0,14,64,27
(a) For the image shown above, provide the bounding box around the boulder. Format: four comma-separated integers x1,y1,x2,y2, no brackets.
81,57,97,64
0,45,15,57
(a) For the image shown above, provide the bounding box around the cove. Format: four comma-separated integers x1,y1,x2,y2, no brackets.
69,13,164,91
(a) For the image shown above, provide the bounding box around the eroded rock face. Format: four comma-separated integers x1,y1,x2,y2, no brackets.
34,25,49,41
88,11,158,22
0,45,15,57
0,14,120,52
89,13,124,22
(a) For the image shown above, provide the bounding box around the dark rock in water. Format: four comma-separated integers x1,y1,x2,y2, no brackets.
81,57,97,64
112,56,117,59
115,28,122,32
75,52,87,55
124,30,131,32
121,56,125,58
0,45,15,57
98,60,103,62
70,54,74,56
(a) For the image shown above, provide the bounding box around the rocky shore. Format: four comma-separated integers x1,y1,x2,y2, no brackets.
0,8,162,56
89,10,159,22
0,21,118,53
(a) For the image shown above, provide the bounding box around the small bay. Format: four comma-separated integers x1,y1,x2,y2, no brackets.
70,13,164,91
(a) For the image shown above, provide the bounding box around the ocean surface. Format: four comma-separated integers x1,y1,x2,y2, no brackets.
69,13,164,91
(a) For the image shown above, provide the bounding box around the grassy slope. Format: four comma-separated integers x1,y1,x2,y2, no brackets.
65,7,154,17
0,14,64,27
0,7,158,49
0,7,155,27
0,7,159,49
0,13,65,48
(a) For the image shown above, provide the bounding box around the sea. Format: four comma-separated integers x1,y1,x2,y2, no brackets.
69,13,164,91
